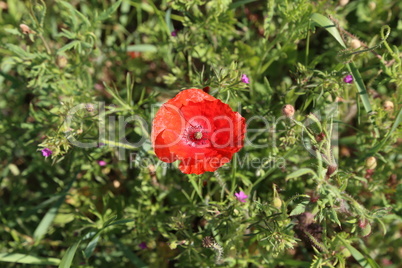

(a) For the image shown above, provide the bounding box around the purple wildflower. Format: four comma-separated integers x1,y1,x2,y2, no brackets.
98,160,107,166
171,30,177,37
41,148,52,157
235,191,248,203
343,75,353,84
139,242,147,249
241,74,249,84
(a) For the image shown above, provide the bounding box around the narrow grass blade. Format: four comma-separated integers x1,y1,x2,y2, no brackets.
34,179,75,241
229,0,259,10
111,237,147,268
310,13,373,114
33,193,66,241
368,107,402,154
59,241,81,268
0,253,60,266
310,13,346,48
338,236,380,268
347,62,373,114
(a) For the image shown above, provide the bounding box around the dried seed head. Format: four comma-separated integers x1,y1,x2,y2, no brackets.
350,39,361,49
383,100,394,111
365,156,377,170
282,104,295,118
202,236,216,248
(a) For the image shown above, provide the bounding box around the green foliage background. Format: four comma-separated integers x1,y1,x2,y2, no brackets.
0,0,401,267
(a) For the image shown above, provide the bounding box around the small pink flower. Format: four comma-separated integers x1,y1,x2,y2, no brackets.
241,74,249,84
139,242,147,249
171,30,177,37
343,75,353,84
41,148,52,157
98,160,107,166
235,191,248,202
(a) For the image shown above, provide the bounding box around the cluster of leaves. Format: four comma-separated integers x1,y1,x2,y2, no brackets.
0,0,401,267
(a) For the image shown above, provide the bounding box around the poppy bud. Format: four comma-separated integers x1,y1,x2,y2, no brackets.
350,39,361,49
86,104,94,112
273,197,282,209
358,220,372,237
326,165,337,178
0,1,7,10
282,104,295,118
57,56,68,69
20,24,32,34
383,100,394,111
365,156,377,170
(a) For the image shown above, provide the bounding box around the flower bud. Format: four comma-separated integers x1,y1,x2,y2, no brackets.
339,0,349,7
350,39,361,49
20,24,32,34
383,100,394,111
57,56,68,69
368,2,376,11
282,104,295,118
0,1,8,10
365,156,377,170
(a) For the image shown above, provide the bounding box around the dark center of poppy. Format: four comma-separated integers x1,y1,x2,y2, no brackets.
194,131,203,140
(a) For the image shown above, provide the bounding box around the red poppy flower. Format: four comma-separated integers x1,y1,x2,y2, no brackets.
152,88,246,174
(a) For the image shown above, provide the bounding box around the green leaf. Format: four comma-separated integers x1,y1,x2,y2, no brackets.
0,253,60,265
83,235,100,259
58,40,80,53
97,0,123,21
286,168,317,181
290,200,309,216
310,13,346,48
229,0,259,10
59,241,81,268
127,44,158,53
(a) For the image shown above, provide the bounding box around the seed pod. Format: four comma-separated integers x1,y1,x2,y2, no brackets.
273,197,282,209
365,156,377,170
282,104,295,118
